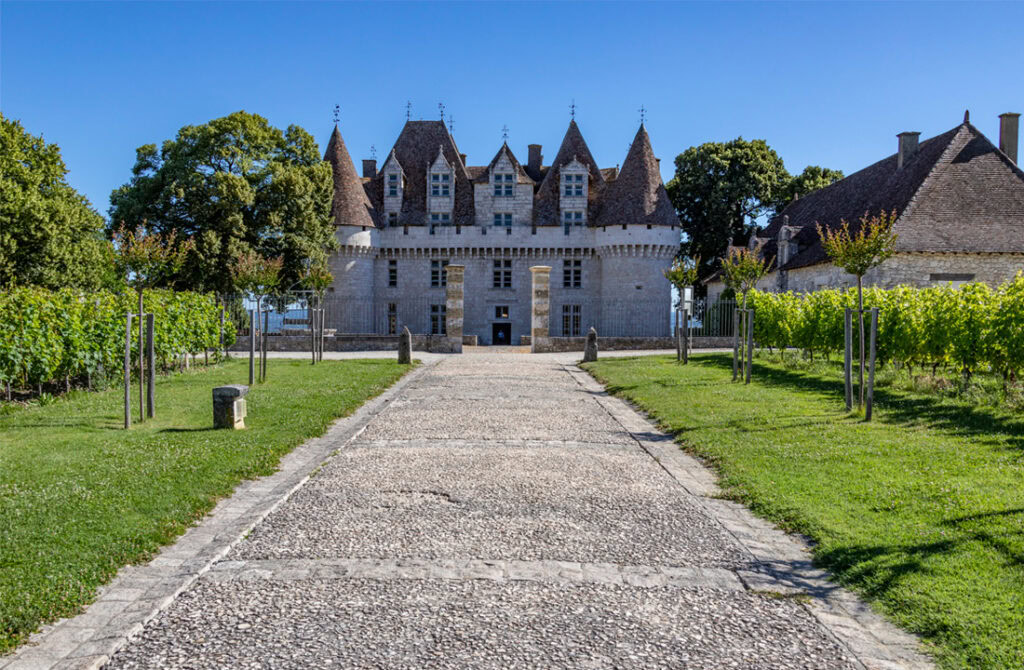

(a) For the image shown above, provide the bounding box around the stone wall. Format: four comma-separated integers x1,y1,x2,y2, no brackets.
529,335,731,352
761,252,1024,294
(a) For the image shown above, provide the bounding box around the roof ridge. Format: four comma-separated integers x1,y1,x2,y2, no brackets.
895,124,972,233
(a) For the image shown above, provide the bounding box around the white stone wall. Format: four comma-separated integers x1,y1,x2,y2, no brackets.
328,223,677,343
778,253,1024,293
473,154,534,228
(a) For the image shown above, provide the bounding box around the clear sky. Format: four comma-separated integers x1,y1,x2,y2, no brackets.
2,1,1022,220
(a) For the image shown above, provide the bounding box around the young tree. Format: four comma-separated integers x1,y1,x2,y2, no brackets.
108,111,335,295
817,210,898,406
663,256,699,362
0,114,115,290
721,245,773,382
112,224,191,421
232,250,282,382
302,261,333,364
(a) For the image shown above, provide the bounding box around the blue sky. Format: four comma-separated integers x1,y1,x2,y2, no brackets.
2,1,1022,220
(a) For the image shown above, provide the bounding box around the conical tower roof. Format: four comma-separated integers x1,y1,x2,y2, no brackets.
324,125,376,228
596,124,679,228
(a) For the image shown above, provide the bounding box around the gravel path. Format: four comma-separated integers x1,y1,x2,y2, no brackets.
92,354,927,669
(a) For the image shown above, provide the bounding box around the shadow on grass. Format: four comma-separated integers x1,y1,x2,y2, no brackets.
159,427,216,433
696,355,1024,451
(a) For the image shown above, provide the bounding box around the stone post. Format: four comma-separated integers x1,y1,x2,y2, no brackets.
583,327,598,362
529,266,551,353
398,326,412,364
445,264,464,353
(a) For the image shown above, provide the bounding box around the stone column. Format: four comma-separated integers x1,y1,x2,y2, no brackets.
529,265,551,353
445,264,465,353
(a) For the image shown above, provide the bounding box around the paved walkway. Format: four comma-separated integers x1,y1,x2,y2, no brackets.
4,354,931,669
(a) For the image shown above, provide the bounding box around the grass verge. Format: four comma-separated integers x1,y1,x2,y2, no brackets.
584,353,1023,670
0,358,409,654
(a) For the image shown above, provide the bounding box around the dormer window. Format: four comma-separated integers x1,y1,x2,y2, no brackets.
493,213,512,228
562,210,584,233
431,173,451,197
493,173,514,197
387,174,400,197
430,212,451,226
562,173,584,197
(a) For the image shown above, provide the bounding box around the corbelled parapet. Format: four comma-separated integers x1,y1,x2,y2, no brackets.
529,266,552,353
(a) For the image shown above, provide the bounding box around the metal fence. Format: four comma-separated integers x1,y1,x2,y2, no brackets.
221,292,737,340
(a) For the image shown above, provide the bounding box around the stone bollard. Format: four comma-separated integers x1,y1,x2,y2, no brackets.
213,385,249,429
398,326,412,364
583,327,599,362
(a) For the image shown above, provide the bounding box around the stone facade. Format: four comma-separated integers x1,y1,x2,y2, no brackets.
324,119,680,344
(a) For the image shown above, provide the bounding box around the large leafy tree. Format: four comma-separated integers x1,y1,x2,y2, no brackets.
0,114,114,290
666,138,790,282
108,111,335,294
775,165,844,211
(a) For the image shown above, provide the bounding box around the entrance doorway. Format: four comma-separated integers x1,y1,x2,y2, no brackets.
491,323,511,345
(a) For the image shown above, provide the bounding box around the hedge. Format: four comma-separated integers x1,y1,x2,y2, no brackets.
748,273,1024,380
0,288,235,389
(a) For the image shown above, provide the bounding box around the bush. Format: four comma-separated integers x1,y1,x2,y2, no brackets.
750,274,1022,379
0,288,234,389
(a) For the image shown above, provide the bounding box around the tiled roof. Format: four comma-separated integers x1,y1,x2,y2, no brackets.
763,120,1024,270
596,125,679,228
324,125,377,228
533,120,606,226
363,121,474,226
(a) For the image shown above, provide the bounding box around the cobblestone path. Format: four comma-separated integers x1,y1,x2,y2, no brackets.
6,355,931,670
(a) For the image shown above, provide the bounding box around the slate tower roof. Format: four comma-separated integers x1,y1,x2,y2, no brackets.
324,125,377,228
596,124,679,228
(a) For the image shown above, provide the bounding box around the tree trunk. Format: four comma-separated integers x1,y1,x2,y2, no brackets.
857,277,865,408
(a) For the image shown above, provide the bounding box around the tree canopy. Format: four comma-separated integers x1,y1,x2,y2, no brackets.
0,114,114,290
665,138,842,282
108,111,335,295
775,165,844,212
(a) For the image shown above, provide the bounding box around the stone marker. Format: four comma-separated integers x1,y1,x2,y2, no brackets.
213,385,249,429
583,327,599,362
398,326,412,364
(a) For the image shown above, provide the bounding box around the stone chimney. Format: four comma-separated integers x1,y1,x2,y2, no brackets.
362,159,376,179
528,144,543,174
897,131,920,169
459,153,467,166
999,113,1020,164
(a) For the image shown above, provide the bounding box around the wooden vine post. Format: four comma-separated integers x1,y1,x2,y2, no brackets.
721,246,771,383
232,250,282,384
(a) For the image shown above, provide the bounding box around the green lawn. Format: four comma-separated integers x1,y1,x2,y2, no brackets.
584,354,1024,670
0,358,408,654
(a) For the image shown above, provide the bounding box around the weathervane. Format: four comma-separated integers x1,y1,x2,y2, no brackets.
332,104,340,124
438,102,446,120
570,99,576,120
406,101,412,121
501,125,509,143
448,114,454,134
370,144,377,160
638,104,646,125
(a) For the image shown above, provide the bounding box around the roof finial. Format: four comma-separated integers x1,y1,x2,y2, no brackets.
570,99,577,121
638,104,646,125
448,114,454,135
406,101,412,122
332,104,340,125
501,124,509,143
964,109,970,124
370,144,377,160
438,101,445,121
